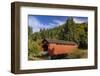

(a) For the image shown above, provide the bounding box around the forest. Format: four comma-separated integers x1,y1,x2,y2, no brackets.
28,17,88,60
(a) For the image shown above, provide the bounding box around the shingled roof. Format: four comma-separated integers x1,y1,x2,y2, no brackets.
42,38,77,45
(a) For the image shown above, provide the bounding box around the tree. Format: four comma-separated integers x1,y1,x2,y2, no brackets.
63,17,75,41
28,26,42,60
28,26,33,39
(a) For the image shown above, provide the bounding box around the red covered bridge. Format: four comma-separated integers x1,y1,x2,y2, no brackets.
42,39,78,57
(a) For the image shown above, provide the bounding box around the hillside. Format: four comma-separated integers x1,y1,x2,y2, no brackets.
31,17,87,48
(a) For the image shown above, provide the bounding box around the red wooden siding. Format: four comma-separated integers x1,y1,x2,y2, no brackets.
42,39,78,56
48,43,78,56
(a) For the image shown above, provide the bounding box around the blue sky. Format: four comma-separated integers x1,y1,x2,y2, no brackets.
28,15,88,33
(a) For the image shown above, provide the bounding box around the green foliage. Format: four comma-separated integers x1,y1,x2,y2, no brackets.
67,49,87,59
28,40,41,56
28,26,42,60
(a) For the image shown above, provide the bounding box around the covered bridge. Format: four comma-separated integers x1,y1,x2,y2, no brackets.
42,38,78,57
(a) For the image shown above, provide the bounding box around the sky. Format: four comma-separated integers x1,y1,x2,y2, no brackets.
28,15,88,33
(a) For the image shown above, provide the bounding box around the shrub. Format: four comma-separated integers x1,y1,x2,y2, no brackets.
28,39,42,60
67,49,87,59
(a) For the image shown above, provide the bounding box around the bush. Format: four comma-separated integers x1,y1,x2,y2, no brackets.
67,49,87,59
28,39,42,60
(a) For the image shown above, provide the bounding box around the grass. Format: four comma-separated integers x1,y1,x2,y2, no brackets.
28,48,88,60
66,49,88,59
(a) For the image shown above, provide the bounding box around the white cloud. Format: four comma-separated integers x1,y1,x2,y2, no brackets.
29,16,41,32
29,16,67,33
53,20,65,26
29,17,57,33
73,18,87,23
